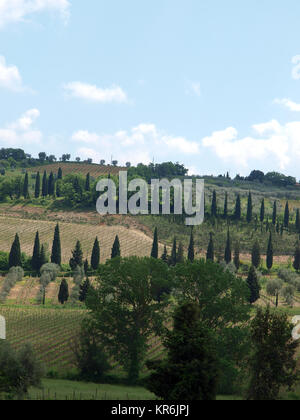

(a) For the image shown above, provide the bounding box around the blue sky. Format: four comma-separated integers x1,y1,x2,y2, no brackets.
1,1,300,178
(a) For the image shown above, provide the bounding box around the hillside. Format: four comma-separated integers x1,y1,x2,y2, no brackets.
27,162,126,178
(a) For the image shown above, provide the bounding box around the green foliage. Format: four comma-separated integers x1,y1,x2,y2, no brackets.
151,228,158,259
31,231,41,272
247,307,299,400
79,278,91,302
266,233,273,271
188,229,195,262
224,230,232,264
91,237,100,270
206,233,214,262
69,240,83,270
86,257,172,384
58,278,69,304
246,266,260,304
251,241,261,269
51,224,61,266
146,303,220,401
9,233,22,268
246,192,252,223
111,235,121,259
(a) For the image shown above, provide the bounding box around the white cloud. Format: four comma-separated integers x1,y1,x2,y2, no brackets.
292,55,300,80
0,55,25,91
0,109,42,147
71,124,200,166
64,82,128,104
274,98,300,112
185,81,201,97
0,0,70,28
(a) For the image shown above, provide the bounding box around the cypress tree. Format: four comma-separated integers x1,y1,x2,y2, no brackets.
266,232,273,271
57,167,63,180
69,240,83,270
170,238,177,266
56,181,61,198
272,201,277,226
246,192,252,223
206,233,214,262
23,172,29,199
9,233,22,268
177,242,184,264
252,240,261,269
151,228,159,259
48,172,55,196
39,244,47,268
234,242,240,270
31,231,41,272
224,229,232,264
223,192,228,219
84,259,89,275
284,201,290,228
111,235,121,259
51,224,61,266
58,279,69,304
293,241,300,272
91,237,100,270
296,209,300,233
34,172,40,199
211,190,217,218
188,229,195,262
85,173,90,192
247,266,260,304
161,245,168,264
79,278,91,302
73,177,82,195
260,199,265,223
42,171,48,197
234,194,241,220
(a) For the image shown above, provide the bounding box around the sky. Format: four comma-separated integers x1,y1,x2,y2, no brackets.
1,1,300,178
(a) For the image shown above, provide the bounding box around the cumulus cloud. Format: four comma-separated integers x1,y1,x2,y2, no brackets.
0,109,42,147
274,98,300,112
64,82,128,104
0,56,26,91
0,0,70,28
71,124,200,166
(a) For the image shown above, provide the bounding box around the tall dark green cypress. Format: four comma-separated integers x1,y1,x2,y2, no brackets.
260,199,265,223
284,201,290,228
51,224,61,266
56,181,61,198
85,173,91,192
57,167,63,180
42,171,48,197
23,172,29,199
111,235,121,259
234,242,240,270
48,172,55,196
247,266,260,304
206,233,214,262
211,190,217,218
170,238,177,266
293,241,300,272
39,244,47,268
58,279,69,304
234,194,241,220
34,172,40,199
161,245,168,264
31,231,41,272
151,228,159,259
177,242,184,264
272,201,277,226
91,237,100,270
223,192,228,219
246,192,252,223
266,232,273,271
188,229,195,262
69,240,83,270
224,229,232,264
79,278,90,302
296,209,300,233
252,240,261,269
9,233,22,268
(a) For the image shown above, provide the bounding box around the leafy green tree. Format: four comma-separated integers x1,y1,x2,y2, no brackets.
224,230,232,264
9,233,22,268
151,228,158,259
251,241,261,268
79,278,91,302
260,199,265,223
91,237,100,270
111,235,121,259
31,231,41,272
51,224,61,266
146,303,220,401
247,307,299,400
266,279,283,308
188,229,195,262
246,192,252,223
34,172,40,199
58,278,69,304
246,266,260,304
284,201,290,228
161,245,168,264
234,194,241,220
266,233,273,271
206,233,214,262
170,238,177,266
86,257,172,384
69,240,83,270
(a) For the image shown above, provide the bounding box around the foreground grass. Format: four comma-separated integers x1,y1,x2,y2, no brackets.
28,379,156,401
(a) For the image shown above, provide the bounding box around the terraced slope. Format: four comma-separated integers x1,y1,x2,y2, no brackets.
27,162,126,178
